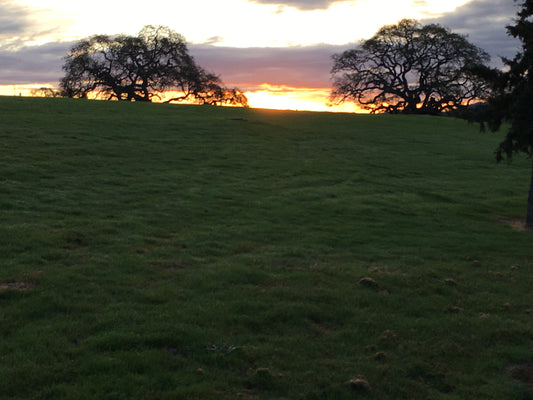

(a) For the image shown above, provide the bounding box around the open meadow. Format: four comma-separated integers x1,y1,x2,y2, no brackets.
0,96,532,399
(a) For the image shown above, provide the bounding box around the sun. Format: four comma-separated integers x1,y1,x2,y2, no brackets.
245,84,365,113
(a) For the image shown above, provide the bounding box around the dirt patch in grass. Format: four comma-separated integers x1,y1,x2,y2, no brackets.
508,362,533,392
0,281,35,291
495,216,527,231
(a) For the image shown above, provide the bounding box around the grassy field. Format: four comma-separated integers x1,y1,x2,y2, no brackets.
0,96,532,400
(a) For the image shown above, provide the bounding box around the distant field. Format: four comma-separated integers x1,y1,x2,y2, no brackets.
1,96,531,400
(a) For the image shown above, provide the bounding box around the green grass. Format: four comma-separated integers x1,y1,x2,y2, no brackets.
0,96,532,400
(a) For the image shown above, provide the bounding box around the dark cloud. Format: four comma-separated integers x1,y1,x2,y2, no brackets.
0,42,70,84
422,0,521,66
248,0,348,10
190,44,346,89
0,2,32,36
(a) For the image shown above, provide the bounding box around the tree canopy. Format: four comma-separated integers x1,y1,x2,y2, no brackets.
330,19,491,114
60,25,248,107
472,0,533,229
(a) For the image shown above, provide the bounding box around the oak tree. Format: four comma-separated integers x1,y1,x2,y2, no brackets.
60,26,247,107
330,19,490,114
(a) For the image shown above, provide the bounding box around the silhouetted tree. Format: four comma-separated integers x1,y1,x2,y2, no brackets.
60,26,247,106
330,19,491,114
31,87,62,98
471,0,533,229
163,66,248,106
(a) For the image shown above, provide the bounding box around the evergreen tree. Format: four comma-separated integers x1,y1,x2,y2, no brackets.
477,0,533,229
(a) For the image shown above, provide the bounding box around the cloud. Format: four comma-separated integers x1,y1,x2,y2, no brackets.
0,40,345,89
0,0,522,93
0,2,32,37
0,2,72,52
0,2,67,85
0,42,71,85
422,0,521,65
190,0,523,92
190,44,347,90
247,0,349,10
202,36,225,45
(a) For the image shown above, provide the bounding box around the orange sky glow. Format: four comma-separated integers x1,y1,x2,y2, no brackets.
244,84,363,113
0,0,517,112
0,83,364,113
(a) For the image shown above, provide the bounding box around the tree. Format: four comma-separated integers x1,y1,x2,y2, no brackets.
472,0,533,229
31,87,62,98
330,19,491,114
60,25,247,107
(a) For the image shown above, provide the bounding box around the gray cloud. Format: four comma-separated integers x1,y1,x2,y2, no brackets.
0,2,71,53
0,41,70,84
0,2,68,85
247,0,348,10
422,0,520,66
0,41,343,89
202,36,224,45
190,44,346,89
0,2,31,36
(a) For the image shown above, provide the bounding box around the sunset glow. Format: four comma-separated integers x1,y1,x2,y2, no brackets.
0,83,362,113
245,84,362,113
0,0,518,112
0,84,52,97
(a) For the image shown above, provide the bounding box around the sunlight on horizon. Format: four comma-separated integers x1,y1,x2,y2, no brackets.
245,84,364,113
0,84,49,97
0,84,365,113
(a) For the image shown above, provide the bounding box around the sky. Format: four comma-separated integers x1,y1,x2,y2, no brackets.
0,0,521,111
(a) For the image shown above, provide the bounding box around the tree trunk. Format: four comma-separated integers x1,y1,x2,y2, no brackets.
526,158,533,230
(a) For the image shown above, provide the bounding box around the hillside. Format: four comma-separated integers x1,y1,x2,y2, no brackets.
1,96,531,399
